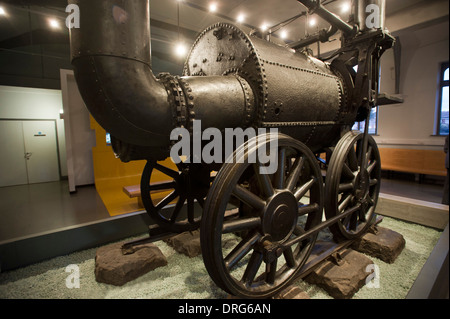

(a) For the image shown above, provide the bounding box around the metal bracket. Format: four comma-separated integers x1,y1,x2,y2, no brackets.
121,224,178,255
329,251,345,266
368,225,379,235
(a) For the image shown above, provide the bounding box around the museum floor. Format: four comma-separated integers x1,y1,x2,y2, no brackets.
0,173,447,299
0,172,446,242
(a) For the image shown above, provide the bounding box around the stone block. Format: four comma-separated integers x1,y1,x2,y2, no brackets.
274,285,310,299
351,226,405,264
305,249,373,299
95,242,167,286
165,230,201,257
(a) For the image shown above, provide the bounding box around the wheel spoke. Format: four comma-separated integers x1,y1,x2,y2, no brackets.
154,163,179,179
294,177,316,201
147,181,176,191
342,163,355,180
338,193,353,213
225,232,261,270
222,217,261,234
347,147,358,171
233,185,266,211
338,182,354,192
367,160,377,174
156,190,178,210
273,148,286,189
265,260,277,284
358,207,367,222
349,211,358,230
298,203,320,217
241,250,263,286
195,196,205,208
286,156,304,191
187,197,194,223
366,146,373,166
283,247,297,268
254,164,275,198
170,194,186,223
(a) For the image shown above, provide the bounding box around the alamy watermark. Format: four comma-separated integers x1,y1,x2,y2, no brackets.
65,4,80,29
170,120,279,174
365,263,381,288
65,264,80,289
365,4,382,29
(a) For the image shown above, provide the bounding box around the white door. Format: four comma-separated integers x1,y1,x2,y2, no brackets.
0,121,28,187
0,120,60,187
22,121,60,184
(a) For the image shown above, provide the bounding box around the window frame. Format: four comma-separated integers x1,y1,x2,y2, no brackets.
352,106,379,135
436,61,449,136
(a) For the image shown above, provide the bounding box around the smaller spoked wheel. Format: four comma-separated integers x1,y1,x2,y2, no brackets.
140,160,211,233
325,131,381,242
201,133,323,298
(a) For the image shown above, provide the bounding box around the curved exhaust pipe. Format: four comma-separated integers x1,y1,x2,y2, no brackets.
69,0,255,161
70,0,348,162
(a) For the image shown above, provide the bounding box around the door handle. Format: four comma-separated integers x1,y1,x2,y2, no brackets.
25,152,33,160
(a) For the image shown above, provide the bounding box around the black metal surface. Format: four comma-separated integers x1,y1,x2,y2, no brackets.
140,160,210,232
183,22,347,152
68,0,397,299
324,131,381,242
200,133,323,298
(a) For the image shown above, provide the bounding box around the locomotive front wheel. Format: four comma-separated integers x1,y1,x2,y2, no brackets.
324,131,381,242
140,161,211,233
201,133,323,298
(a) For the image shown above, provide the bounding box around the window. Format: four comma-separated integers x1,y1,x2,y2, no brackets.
352,107,378,134
437,62,449,135
351,64,378,134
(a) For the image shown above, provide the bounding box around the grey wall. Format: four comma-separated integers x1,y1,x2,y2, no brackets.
376,19,449,150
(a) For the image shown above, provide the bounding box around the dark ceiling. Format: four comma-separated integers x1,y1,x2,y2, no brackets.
0,0,438,89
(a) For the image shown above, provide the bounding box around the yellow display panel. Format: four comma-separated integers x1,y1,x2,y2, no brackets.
90,116,175,216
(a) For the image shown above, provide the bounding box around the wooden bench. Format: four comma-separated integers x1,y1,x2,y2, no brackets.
379,148,446,177
123,171,218,209
123,181,170,209
123,185,144,208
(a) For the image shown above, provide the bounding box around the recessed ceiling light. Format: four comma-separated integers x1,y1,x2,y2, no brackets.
0,7,6,16
237,13,245,23
261,23,268,32
209,2,217,13
49,18,60,29
309,17,316,27
280,30,288,40
175,42,187,57
341,2,351,13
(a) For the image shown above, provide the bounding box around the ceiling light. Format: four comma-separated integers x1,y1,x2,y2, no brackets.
261,23,268,32
237,13,245,23
0,7,6,16
341,2,351,13
175,42,187,57
280,30,287,40
49,18,61,29
309,17,316,27
209,2,217,13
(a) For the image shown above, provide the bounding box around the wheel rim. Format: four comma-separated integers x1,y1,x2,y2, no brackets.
140,161,210,232
201,133,323,298
325,131,381,240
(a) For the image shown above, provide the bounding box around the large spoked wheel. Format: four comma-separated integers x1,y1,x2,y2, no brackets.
324,131,381,242
201,133,323,298
140,161,211,233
